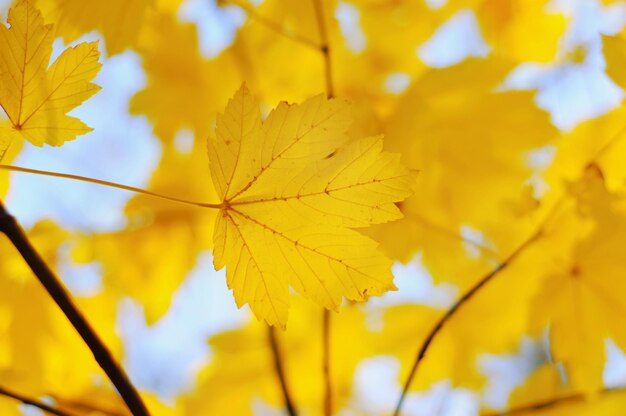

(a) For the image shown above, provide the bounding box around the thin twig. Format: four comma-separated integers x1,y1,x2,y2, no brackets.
322,309,332,416
393,199,566,416
268,326,298,416
53,396,129,416
312,2,335,413
223,0,320,50
405,210,502,262
0,385,78,416
482,387,624,416
0,201,150,416
392,120,626,414
312,0,334,98
0,164,222,209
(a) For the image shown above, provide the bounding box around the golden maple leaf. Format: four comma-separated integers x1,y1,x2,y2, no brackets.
209,85,416,328
530,167,626,393
39,0,155,56
0,0,101,147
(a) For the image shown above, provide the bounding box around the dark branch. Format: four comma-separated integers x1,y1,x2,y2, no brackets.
0,200,150,416
312,0,334,98
268,326,298,416
223,0,320,50
393,227,545,416
0,384,78,416
312,2,335,412
322,309,332,416
482,387,625,415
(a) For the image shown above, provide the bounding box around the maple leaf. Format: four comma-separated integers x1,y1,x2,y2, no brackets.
604,33,626,90
39,0,155,56
130,12,240,141
208,85,416,328
0,0,101,147
530,168,626,392
471,0,567,63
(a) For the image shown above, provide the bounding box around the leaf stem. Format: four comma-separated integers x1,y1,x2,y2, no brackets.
0,200,150,416
0,164,222,209
393,199,565,416
0,384,78,416
268,326,298,416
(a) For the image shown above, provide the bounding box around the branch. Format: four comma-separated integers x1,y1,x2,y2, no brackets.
322,309,332,416
268,326,298,416
0,384,78,416
311,2,335,413
312,0,334,98
392,198,566,416
222,0,320,50
405,210,502,261
482,387,624,415
0,201,150,416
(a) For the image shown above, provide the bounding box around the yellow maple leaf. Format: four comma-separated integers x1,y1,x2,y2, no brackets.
472,0,567,63
209,85,416,328
603,33,626,90
130,12,241,141
530,167,626,392
0,0,101,147
39,0,157,56
370,57,556,285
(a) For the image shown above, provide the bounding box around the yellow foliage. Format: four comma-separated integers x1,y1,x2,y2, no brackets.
370,57,557,287
0,0,101,147
209,85,415,327
39,0,157,55
1,1,626,415
529,168,626,392
471,0,567,63
130,12,241,141
73,141,218,322
0,221,121,399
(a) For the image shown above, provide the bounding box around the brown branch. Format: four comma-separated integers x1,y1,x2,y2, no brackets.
312,2,335,412
312,0,334,98
322,309,332,416
0,201,150,416
405,210,502,262
482,387,624,415
222,0,320,50
268,326,298,416
393,229,543,415
0,384,78,416
392,196,567,416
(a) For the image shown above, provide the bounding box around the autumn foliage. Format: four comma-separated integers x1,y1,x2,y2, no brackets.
2,0,626,415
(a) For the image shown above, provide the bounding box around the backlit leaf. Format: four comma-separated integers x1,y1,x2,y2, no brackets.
0,0,101,147
209,84,416,328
